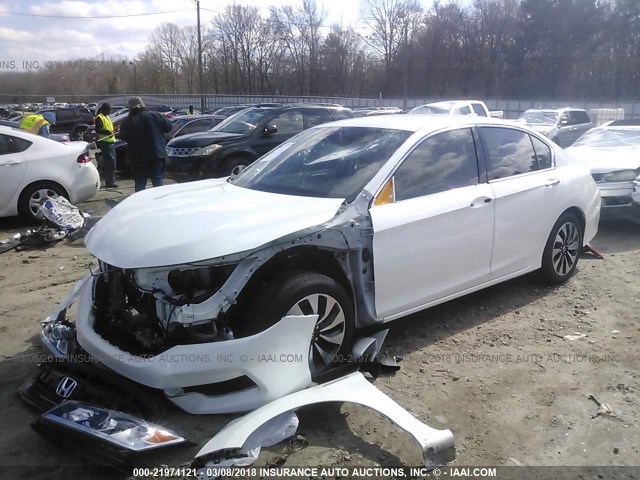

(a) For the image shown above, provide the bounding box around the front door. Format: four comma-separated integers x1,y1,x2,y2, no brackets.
253,109,304,157
370,128,495,320
0,134,28,211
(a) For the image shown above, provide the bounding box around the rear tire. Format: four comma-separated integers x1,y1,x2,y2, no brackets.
538,212,583,284
241,272,355,374
17,182,68,222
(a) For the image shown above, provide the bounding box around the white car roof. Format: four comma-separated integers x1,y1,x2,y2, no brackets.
326,114,512,133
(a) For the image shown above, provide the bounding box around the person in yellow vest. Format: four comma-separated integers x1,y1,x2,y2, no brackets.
95,103,118,188
19,112,54,138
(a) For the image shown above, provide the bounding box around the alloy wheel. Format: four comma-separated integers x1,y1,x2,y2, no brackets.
286,293,346,370
29,188,59,219
552,221,579,276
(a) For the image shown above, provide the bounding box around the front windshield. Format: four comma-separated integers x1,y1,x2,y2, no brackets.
210,108,272,134
572,128,640,148
232,126,412,201
522,111,559,125
409,105,449,115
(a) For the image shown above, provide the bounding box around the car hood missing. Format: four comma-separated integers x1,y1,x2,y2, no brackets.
85,179,345,268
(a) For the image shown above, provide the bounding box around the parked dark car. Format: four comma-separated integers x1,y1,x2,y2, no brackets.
165,104,355,181
36,107,94,141
166,114,226,142
205,103,284,117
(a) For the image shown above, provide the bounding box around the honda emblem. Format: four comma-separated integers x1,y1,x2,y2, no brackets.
55,377,78,398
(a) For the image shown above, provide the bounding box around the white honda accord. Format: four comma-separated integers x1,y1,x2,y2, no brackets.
0,125,100,221
41,115,600,414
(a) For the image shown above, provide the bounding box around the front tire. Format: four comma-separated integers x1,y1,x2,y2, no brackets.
242,272,355,374
539,212,583,284
220,156,251,177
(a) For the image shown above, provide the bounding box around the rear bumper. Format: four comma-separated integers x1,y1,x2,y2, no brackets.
68,165,100,203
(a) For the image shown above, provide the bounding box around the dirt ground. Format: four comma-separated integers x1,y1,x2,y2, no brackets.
0,178,639,479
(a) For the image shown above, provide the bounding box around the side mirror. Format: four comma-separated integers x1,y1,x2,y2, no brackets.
559,118,569,127
263,124,277,136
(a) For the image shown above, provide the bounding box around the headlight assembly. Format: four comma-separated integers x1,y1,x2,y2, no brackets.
191,144,222,156
602,169,638,182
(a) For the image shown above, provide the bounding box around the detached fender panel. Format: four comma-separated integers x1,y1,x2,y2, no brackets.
195,371,455,468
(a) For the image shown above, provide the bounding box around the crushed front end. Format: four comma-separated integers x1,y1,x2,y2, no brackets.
39,258,318,414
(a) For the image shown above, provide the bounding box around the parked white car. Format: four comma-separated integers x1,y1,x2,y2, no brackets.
409,100,503,118
566,120,640,222
41,116,600,414
0,125,100,221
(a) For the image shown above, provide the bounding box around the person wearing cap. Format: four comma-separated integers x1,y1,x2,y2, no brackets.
19,111,55,138
119,96,172,192
95,103,118,188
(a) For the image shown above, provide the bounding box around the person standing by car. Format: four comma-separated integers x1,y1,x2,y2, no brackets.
19,111,55,138
95,103,118,188
119,96,172,192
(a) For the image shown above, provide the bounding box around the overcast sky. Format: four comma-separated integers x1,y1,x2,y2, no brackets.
0,0,365,70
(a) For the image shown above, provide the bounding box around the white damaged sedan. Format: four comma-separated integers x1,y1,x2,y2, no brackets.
41,116,600,414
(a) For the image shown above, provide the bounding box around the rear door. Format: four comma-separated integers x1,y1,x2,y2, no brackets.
478,126,561,278
370,127,495,319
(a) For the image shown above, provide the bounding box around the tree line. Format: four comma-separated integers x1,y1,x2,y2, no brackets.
1,0,639,102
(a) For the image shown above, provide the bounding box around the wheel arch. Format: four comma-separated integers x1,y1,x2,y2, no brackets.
233,246,354,319
19,179,70,203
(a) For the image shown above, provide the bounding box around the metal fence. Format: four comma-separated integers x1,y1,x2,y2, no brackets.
3,93,640,119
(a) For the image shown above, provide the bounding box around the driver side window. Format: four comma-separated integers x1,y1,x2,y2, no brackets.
394,128,480,201
270,110,304,134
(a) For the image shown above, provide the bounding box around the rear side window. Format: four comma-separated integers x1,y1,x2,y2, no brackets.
458,105,472,115
329,109,355,120
0,134,31,155
569,111,590,125
56,110,73,122
472,103,487,116
305,108,333,128
530,136,553,169
480,127,539,180
394,128,479,201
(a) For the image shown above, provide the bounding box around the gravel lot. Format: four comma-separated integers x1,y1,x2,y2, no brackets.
0,180,638,479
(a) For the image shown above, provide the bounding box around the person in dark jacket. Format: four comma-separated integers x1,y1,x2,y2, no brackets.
95,103,118,188
119,96,172,192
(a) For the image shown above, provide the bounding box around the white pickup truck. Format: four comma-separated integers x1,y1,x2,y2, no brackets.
409,100,503,118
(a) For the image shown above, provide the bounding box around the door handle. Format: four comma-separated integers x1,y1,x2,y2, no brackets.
470,197,493,207
544,178,560,187
1,161,22,166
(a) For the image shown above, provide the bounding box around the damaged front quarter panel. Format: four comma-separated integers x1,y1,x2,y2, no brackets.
194,371,455,470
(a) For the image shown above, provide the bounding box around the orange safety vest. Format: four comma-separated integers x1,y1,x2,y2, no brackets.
19,114,49,134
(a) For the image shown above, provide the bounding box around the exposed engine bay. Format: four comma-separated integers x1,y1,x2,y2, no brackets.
94,262,237,355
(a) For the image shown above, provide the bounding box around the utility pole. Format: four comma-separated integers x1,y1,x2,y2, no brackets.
196,0,205,112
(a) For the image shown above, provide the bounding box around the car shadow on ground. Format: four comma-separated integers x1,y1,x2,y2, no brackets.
591,219,640,254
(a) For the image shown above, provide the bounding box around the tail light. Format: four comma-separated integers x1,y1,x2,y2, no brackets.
77,152,91,163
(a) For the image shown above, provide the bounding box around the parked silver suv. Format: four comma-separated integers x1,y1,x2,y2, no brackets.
519,108,593,148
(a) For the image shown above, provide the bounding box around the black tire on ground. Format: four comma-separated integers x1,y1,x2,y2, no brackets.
17,181,68,222
220,156,251,177
71,126,88,142
242,271,355,373
538,212,583,284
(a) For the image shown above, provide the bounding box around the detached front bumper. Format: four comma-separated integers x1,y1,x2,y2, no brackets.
41,275,316,414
